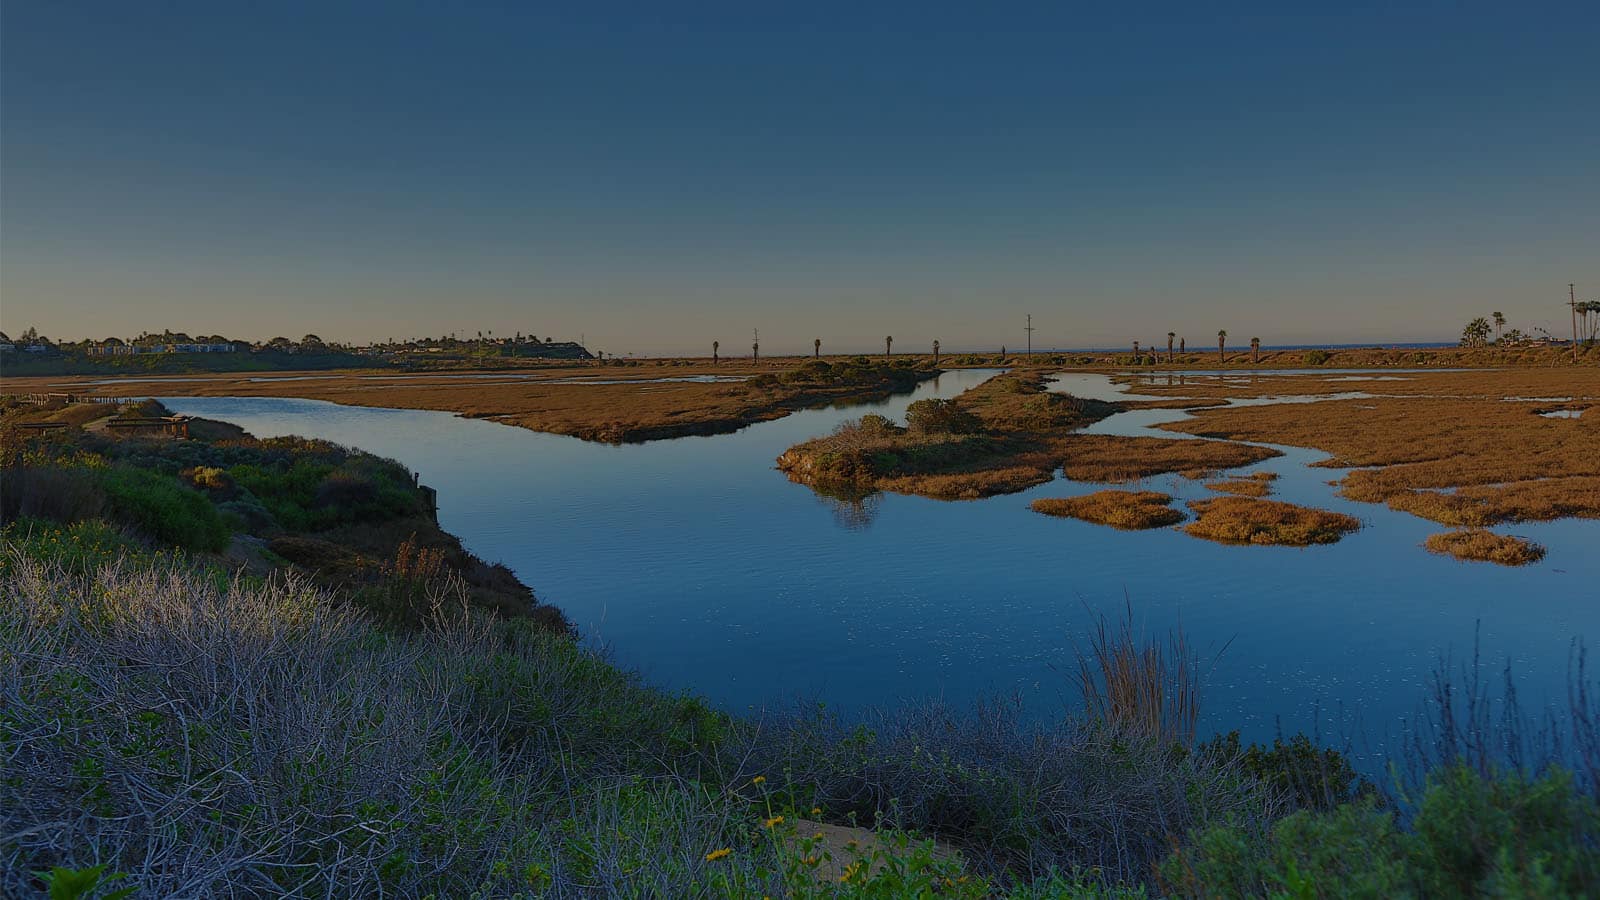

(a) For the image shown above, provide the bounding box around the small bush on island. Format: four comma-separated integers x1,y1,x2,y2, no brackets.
1184,497,1362,546
1031,490,1185,529
1424,529,1547,565
904,397,981,435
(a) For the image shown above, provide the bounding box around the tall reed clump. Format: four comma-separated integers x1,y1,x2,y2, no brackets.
733,607,1270,886
1074,604,1203,747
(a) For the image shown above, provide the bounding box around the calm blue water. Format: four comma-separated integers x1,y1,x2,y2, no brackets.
161,373,1599,757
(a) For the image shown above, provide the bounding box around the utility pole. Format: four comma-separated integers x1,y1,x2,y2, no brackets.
1573,284,1581,363
1025,314,1035,356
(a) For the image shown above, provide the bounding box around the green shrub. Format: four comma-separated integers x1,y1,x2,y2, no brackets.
183,465,235,495
1410,765,1600,897
1201,731,1373,811
1159,800,1409,897
96,467,230,552
1161,766,1600,897
1304,350,1331,365
229,458,417,532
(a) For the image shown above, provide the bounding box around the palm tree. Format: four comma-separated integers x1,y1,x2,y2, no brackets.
885,335,893,359
712,340,719,364
1574,300,1600,342
1493,311,1505,343
1179,337,1186,354
932,339,940,364
1460,317,1492,348
1250,337,1261,364
814,338,821,358
1167,332,1175,363
1217,329,1227,363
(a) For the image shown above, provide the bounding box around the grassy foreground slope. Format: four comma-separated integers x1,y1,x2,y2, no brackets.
4,539,1597,897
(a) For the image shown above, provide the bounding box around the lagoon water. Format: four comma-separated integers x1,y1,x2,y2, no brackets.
162,371,1599,759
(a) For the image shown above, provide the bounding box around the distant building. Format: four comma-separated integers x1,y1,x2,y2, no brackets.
87,340,237,356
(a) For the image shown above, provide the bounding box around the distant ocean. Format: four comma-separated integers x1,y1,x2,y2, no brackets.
1018,341,1459,354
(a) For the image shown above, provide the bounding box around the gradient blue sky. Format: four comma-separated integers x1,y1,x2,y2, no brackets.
3,2,1597,355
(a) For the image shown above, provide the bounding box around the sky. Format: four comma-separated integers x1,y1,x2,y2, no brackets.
3,2,1597,356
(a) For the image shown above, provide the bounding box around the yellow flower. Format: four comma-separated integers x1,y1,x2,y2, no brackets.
810,807,822,816
840,862,862,883
763,815,784,829
704,848,732,862
751,775,766,785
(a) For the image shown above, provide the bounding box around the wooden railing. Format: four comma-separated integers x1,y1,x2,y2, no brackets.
17,392,123,406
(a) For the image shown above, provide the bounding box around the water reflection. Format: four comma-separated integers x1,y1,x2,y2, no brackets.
815,487,884,531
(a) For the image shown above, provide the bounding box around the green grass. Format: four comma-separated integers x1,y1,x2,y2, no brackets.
0,518,156,576
95,466,231,552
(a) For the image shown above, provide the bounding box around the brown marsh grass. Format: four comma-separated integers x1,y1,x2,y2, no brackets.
1159,381,1600,525
1204,472,1276,497
1423,529,1547,566
1057,435,1279,482
1031,491,1185,529
1184,497,1362,546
